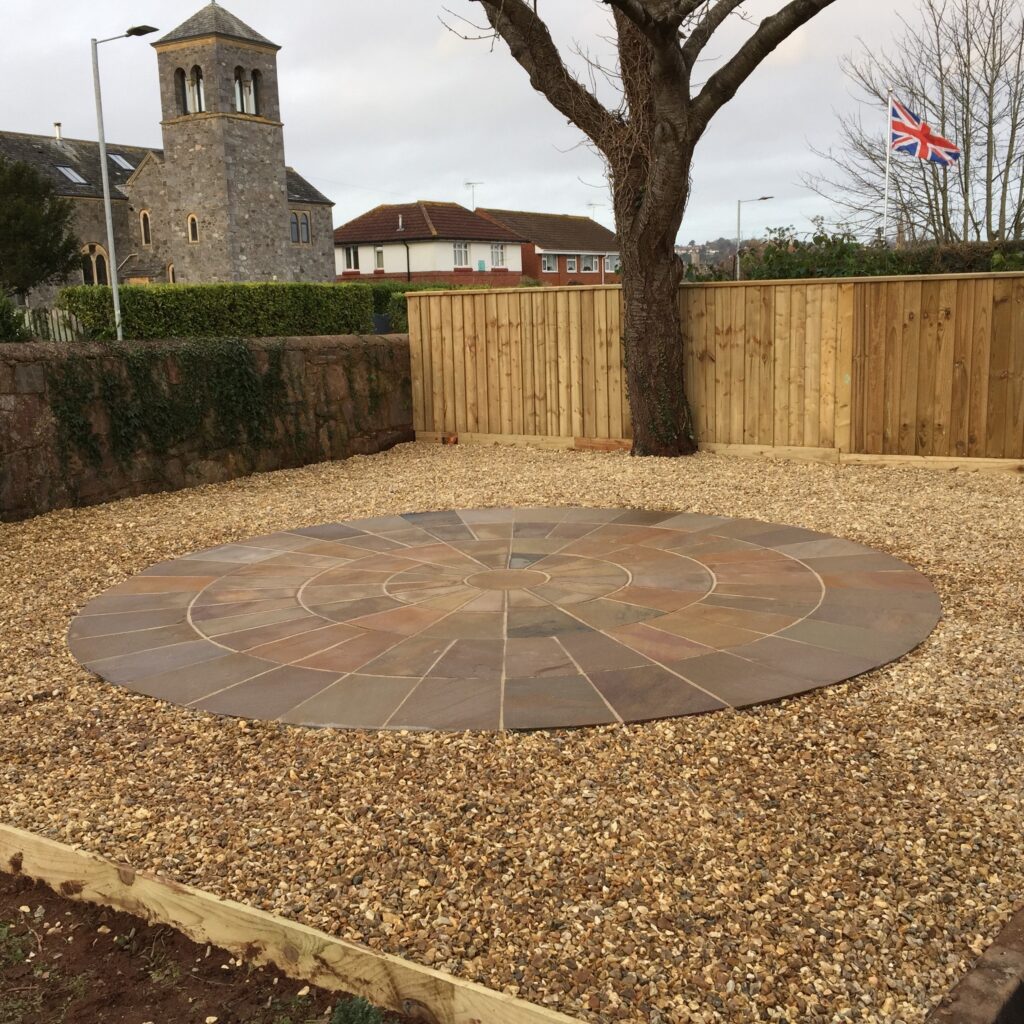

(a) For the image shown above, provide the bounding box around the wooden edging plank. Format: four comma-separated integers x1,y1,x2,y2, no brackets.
0,824,578,1024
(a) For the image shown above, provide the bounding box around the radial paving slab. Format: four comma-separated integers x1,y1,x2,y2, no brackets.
68,508,941,731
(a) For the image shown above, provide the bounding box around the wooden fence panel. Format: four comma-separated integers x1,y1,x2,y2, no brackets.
407,274,1024,458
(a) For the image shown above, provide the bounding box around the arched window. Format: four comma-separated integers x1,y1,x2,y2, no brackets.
140,210,152,246
233,67,245,112
251,70,262,116
81,243,109,287
299,212,310,244
174,68,189,115
187,215,200,243
289,212,300,243
166,262,176,284
190,66,205,113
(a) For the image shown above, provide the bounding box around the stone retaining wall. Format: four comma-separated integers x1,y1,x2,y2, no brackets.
0,335,413,522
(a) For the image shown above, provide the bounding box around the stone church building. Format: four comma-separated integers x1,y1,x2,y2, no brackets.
0,3,334,304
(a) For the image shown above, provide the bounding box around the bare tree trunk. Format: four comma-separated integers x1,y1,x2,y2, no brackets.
618,227,695,456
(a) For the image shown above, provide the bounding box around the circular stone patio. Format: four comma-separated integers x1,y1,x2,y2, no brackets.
67,508,940,731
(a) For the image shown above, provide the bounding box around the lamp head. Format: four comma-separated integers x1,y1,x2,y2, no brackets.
126,25,158,37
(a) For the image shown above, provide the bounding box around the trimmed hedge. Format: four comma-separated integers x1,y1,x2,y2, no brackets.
58,282,374,340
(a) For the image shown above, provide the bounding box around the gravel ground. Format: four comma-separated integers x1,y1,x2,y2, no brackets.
1,442,1022,1024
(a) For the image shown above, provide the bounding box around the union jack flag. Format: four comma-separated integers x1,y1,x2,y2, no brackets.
890,97,961,165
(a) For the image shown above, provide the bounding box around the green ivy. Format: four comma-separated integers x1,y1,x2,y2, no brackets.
46,338,294,472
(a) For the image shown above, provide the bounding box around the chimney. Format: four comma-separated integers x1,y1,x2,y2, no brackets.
53,122,62,142
397,214,404,231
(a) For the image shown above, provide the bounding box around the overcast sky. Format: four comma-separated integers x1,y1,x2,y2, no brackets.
1,0,901,244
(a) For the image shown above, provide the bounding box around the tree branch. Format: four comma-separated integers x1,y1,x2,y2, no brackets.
472,0,620,149
690,0,839,132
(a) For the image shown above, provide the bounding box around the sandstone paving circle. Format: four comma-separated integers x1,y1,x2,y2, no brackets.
67,507,941,731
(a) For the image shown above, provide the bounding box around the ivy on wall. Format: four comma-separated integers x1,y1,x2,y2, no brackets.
46,337,298,471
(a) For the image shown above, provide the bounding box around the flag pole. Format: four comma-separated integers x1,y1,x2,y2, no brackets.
882,88,893,243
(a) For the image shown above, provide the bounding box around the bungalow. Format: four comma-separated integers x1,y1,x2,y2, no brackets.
333,201,525,285
475,209,620,285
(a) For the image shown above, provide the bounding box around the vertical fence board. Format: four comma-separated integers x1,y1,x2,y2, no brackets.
950,280,973,456
897,280,922,456
593,289,609,437
818,285,838,448
608,289,624,439
743,287,761,444
915,281,941,455
759,286,776,446
881,282,904,454
773,286,792,446
1006,277,1024,458
804,284,822,446
569,290,584,437
967,278,993,457
834,283,855,453
788,285,807,447
931,278,957,456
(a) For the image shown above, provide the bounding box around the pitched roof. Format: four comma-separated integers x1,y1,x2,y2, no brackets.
0,131,331,206
285,167,332,206
0,130,157,200
156,3,278,49
477,208,619,253
333,202,525,245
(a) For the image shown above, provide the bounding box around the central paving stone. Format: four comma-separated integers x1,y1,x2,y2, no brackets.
67,507,941,731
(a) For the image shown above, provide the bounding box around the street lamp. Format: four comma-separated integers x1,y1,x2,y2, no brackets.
92,24,158,341
735,195,773,281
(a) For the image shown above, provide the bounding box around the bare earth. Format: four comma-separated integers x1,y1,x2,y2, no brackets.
1,443,1021,1024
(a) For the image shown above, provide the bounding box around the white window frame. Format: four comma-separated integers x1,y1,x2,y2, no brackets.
540,254,557,274
566,256,578,273
604,255,619,273
581,255,598,273
374,246,385,270
453,241,471,268
490,243,506,268
344,245,359,271
109,154,134,171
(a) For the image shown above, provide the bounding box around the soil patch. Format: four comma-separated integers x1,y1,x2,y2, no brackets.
0,869,404,1024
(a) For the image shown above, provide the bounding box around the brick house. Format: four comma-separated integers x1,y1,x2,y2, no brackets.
476,209,620,285
334,201,525,286
1,3,334,306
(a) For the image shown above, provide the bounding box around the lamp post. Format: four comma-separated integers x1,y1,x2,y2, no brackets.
92,24,158,341
735,195,773,280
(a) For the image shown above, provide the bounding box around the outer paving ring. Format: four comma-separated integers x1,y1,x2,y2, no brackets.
67,508,941,731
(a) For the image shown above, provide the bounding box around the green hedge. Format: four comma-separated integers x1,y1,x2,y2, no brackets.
58,282,374,340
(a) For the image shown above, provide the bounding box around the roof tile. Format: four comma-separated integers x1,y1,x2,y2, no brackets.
477,208,618,253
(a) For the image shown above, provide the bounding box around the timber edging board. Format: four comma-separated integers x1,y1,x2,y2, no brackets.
413,433,1024,473
925,905,1024,1024
0,824,579,1024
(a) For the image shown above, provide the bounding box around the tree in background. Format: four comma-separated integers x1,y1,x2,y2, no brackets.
0,157,80,301
807,0,1024,243
460,0,837,456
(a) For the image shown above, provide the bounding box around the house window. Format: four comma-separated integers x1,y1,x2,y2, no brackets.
109,154,134,171
251,70,262,116
140,210,152,246
57,166,87,185
187,215,200,243
81,244,108,287
566,256,578,273
375,246,385,270
174,68,189,115
290,212,300,243
490,243,506,268
190,66,205,113
166,262,176,284
453,241,470,268
582,255,598,273
344,245,359,271
605,255,619,273
541,254,557,273
300,213,310,244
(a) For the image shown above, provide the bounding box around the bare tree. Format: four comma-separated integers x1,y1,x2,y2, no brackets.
455,0,838,456
807,0,1024,243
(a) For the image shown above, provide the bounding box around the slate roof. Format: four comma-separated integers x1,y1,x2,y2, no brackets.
157,3,278,49
477,208,619,253
0,131,156,200
333,202,525,245
0,131,332,206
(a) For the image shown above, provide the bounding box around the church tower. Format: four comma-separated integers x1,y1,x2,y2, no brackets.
152,3,295,282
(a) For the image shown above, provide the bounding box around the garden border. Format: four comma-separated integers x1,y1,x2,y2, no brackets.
0,823,578,1024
